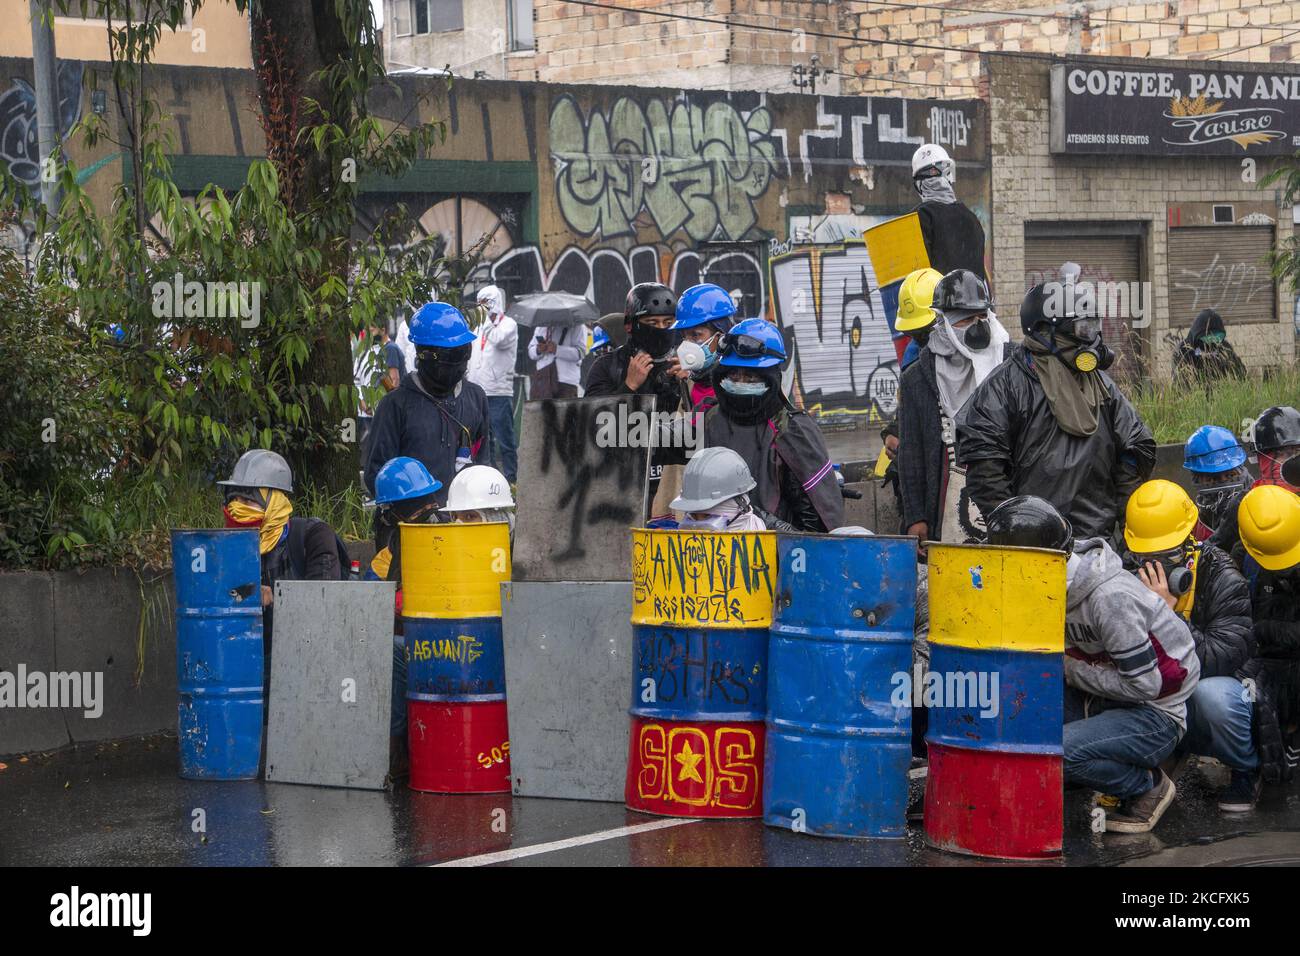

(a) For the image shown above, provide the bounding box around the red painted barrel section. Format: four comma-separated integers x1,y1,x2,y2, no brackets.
407,700,511,794
625,716,765,818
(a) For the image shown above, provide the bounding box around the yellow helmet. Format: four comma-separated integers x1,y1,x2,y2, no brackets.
1238,485,1300,571
895,268,943,333
1124,479,1198,554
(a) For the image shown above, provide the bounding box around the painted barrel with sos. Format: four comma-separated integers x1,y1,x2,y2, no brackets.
766,533,917,839
626,528,776,818
171,529,264,780
401,521,512,793
923,543,1066,860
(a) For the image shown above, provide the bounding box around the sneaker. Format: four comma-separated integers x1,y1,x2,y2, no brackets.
1105,769,1176,834
1217,770,1261,813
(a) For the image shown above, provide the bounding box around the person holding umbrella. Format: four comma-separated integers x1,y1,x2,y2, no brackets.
509,291,596,399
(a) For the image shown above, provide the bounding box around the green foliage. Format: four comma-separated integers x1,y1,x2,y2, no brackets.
1132,366,1300,445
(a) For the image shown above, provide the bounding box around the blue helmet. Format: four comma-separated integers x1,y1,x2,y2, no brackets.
408,302,475,348
718,318,786,369
375,456,443,504
591,325,610,350
673,283,737,331
1184,425,1247,474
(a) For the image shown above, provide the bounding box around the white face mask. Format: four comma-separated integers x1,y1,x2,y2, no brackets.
676,337,718,374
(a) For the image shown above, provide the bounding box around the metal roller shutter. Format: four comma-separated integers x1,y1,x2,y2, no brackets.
1168,226,1276,327
1023,234,1142,382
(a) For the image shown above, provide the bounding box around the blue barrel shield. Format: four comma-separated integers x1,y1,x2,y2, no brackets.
171,529,264,780
765,534,917,838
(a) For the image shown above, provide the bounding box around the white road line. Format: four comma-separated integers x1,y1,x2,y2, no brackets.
431,818,702,867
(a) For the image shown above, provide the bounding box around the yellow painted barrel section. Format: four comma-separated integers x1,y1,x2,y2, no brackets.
863,212,929,287
631,529,778,629
401,522,512,619
927,543,1066,654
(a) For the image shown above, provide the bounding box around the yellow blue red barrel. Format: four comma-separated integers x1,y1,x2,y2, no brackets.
765,533,917,838
401,521,512,793
923,542,1066,859
171,529,265,780
626,528,776,818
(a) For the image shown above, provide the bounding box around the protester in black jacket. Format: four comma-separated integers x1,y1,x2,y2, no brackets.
910,144,986,281
584,282,687,412
957,284,1154,541
1173,308,1246,385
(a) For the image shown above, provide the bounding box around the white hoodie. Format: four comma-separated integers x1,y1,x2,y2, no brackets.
467,286,518,398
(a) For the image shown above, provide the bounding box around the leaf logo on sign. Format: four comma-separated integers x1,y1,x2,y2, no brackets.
1164,94,1286,150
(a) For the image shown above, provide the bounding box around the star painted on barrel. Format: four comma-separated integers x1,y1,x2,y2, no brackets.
674,740,705,784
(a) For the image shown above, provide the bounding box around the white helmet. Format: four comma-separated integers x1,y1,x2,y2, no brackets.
671,447,756,512
442,465,514,512
911,143,954,184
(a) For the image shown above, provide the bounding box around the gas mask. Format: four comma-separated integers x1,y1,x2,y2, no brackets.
1193,477,1247,531
630,320,675,360
1123,544,1194,597
961,317,991,351
676,336,720,378
416,345,471,396
1060,319,1114,373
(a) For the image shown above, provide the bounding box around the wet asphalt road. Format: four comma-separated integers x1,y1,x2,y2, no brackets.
2,734,1298,867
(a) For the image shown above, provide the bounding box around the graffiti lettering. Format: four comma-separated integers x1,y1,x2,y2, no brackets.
1171,252,1272,315
633,722,761,810
632,530,775,627
0,61,83,190
928,106,970,148
636,630,761,707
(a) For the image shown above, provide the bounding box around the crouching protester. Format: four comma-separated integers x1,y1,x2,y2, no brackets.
669,447,770,532
1236,484,1300,781
703,318,843,532
985,495,1200,834
1123,480,1270,811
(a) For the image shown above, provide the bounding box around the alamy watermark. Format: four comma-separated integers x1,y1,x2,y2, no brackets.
151,272,262,328
594,405,704,453
0,665,103,718
1042,279,1152,328
890,663,1000,718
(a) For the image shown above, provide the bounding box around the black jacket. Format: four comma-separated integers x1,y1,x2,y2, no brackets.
896,350,947,533
703,404,843,532
916,200,986,282
363,375,490,505
584,342,686,411
1173,309,1246,383
1187,542,1254,679
955,344,1155,540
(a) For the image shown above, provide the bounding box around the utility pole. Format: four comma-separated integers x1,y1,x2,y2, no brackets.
29,0,61,216
791,54,828,95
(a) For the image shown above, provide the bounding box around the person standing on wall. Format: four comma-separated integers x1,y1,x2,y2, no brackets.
467,285,519,485
911,143,987,282
363,302,491,505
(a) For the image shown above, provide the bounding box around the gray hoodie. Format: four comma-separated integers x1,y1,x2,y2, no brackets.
1064,537,1201,732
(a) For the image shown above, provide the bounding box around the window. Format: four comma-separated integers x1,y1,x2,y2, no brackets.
391,0,411,37
404,0,463,35
508,0,533,51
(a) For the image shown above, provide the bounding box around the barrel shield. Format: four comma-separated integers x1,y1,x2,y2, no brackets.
625,716,765,818
171,529,265,780
924,645,1064,754
405,617,506,701
401,522,511,619
408,700,511,794
927,543,1066,653
631,624,767,721
631,529,777,629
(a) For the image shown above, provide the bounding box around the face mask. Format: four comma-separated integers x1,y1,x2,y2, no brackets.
677,338,718,377
417,356,467,395
719,378,768,397
1194,479,1246,531
1123,547,1194,597
680,513,735,532
631,321,674,360
962,318,991,351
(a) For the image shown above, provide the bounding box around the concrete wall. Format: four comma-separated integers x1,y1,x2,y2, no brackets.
986,53,1297,378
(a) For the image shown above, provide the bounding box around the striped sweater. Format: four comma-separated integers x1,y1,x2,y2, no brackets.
1064,537,1201,732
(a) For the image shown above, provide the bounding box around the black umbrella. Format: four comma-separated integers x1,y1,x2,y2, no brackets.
506,291,599,328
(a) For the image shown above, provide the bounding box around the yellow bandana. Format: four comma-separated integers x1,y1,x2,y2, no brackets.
225,489,293,554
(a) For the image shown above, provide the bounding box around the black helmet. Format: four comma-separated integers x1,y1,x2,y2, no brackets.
625,282,676,323
1020,281,1083,341
1254,406,1300,452
1283,454,1300,486
934,269,992,320
984,495,1074,552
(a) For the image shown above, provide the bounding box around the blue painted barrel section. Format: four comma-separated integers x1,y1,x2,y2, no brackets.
631,625,768,722
171,529,264,780
765,534,917,839
403,616,506,702
924,644,1064,755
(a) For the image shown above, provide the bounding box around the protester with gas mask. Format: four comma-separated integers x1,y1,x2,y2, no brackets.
670,447,768,532
1123,480,1269,811
986,495,1199,834
467,285,519,485
1236,485,1300,783
584,282,687,411
671,283,737,413
363,302,490,506
1182,425,1253,550
897,269,1009,545
957,283,1155,541
910,143,986,281
1252,405,1300,495
1173,308,1246,384
703,318,843,532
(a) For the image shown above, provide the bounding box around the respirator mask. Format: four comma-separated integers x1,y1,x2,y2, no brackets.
1061,318,1114,373
1123,544,1194,598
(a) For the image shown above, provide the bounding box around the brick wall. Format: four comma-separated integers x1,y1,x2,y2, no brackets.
987,54,1297,378
844,0,1300,100
511,0,843,92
